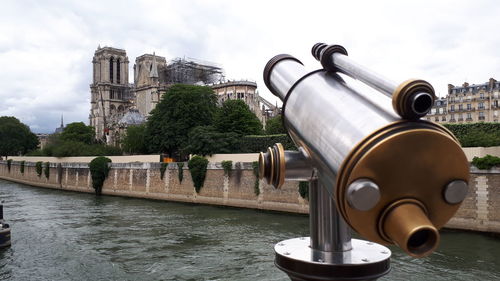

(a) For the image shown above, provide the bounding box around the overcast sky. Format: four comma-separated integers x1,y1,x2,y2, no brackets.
1,0,500,133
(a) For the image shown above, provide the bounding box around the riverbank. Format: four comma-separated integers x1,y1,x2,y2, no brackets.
0,160,499,233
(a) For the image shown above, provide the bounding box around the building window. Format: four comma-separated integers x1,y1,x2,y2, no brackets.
467,113,472,119
467,104,471,110
109,57,114,83
450,105,455,112
442,116,446,121
117,58,121,84
494,100,499,108
479,111,485,120
479,102,485,109
480,93,485,99
458,104,463,110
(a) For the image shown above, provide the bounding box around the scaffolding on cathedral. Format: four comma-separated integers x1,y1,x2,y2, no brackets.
165,57,225,85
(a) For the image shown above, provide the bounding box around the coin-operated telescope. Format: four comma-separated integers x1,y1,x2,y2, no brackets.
260,43,470,281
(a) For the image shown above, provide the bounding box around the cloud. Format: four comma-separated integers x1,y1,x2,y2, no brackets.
1,0,500,132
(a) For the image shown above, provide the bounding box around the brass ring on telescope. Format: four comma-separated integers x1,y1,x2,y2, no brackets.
275,143,286,189
258,152,265,180
335,120,469,246
267,147,275,185
392,79,435,120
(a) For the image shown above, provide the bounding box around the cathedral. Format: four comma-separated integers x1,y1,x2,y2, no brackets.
89,46,279,146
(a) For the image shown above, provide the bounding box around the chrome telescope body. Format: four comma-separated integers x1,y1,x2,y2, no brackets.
260,44,470,281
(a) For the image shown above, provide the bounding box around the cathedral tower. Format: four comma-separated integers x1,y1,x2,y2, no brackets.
89,46,131,141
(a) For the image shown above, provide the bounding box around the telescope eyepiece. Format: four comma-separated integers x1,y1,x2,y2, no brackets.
410,92,434,116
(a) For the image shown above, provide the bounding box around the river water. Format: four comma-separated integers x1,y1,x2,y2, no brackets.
0,179,499,281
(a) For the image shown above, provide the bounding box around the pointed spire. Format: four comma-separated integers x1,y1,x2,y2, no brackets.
98,44,101,49
149,52,159,78
60,114,64,127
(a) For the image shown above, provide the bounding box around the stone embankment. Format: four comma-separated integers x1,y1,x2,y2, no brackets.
0,160,499,234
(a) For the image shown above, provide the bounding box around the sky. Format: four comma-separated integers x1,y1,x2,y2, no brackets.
1,0,500,133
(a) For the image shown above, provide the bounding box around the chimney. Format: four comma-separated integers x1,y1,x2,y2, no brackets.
489,78,497,90
448,84,455,95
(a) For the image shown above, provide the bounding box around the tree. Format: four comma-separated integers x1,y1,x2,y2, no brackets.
215,100,263,135
60,122,95,144
145,84,218,157
121,124,147,154
183,126,240,156
0,116,39,157
265,115,287,135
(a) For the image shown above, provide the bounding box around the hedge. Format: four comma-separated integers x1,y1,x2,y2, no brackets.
43,162,50,179
89,157,112,195
252,161,260,196
238,134,296,153
299,181,309,199
35,161,43,177
177,162,184,183
444,123,500,147
188,156,208,193
471,155,500,170
160,163,168,180
221,160,232,175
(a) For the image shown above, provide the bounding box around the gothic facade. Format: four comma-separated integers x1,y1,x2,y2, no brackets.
89,46,278,146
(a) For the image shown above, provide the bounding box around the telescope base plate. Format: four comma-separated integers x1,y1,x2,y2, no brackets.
275,237,391,281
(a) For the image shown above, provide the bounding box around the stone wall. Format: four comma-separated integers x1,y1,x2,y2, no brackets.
0,160,308,214
0,161,498,233
446,167,500,233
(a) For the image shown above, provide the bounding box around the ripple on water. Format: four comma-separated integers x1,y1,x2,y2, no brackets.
0,180,499,281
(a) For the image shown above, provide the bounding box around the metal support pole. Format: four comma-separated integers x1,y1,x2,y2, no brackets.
274,178,391,281
309,179,352,254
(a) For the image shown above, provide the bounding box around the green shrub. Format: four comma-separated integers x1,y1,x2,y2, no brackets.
234,162,242,183
57,163,63,183
188,156,209,193
299,181,309,199
20,161,25,174
160,163,168,180
89,157,112,195
35,161,43,177
252,161,260,196
177,162,184,183
44,162,50,179
221,160,232,175
6,159,12,172
444,123,500,147
471,154,500,170
238,134,296,153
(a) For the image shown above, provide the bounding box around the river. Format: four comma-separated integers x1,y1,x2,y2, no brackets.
0,179,499,280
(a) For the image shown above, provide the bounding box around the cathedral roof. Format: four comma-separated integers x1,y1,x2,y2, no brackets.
119,109,145,126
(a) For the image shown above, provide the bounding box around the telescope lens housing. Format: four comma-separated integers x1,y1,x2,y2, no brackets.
262,52,469,258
